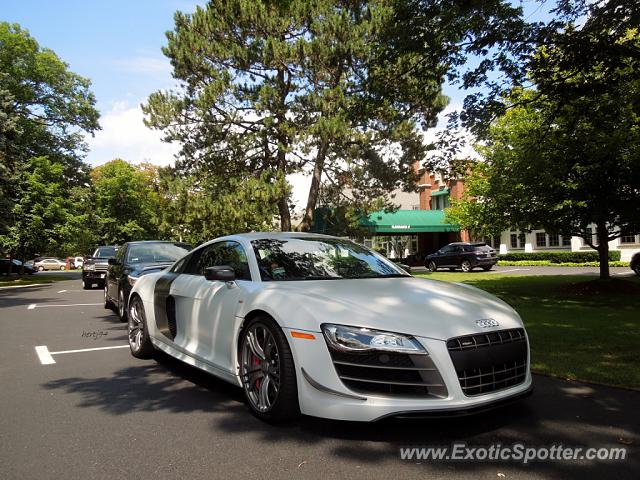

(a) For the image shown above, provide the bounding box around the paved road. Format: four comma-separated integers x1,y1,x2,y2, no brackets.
412,264,635,276
0,279,637,479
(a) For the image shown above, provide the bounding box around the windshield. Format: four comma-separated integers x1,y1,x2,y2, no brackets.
251,237,409,281
93,246,118,258
126,243,190,264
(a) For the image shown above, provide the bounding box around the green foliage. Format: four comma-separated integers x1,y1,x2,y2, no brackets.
0,156,69,259
90,160,161,245
499,251,621,264
144,0,446,231
0,22,99,259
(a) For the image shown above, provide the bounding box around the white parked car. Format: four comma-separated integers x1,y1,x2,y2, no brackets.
128,232,532,422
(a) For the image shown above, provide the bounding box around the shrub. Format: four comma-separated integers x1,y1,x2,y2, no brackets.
499,250,621,263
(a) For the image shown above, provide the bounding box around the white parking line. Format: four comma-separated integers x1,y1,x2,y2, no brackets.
57,289,67,293
492,268,531,273
35,344,129,365
35,346,56,365
27,303,102,310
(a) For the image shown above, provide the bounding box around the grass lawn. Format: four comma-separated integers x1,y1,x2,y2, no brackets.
0,273,74,288
414,272,640,389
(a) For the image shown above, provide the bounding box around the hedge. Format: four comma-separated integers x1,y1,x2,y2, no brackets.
498,260,629,267
499,250,621,263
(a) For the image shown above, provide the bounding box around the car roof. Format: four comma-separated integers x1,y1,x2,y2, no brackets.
214,231,341,242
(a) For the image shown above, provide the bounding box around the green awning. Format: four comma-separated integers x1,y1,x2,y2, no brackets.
430,188,450,197
361,209,459,234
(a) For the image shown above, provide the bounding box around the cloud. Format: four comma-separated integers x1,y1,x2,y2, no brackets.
85,101,179,166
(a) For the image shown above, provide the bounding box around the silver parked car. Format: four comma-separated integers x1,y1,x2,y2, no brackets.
34,258,67,271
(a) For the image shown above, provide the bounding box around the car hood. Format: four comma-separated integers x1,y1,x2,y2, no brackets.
130,262,174,277
257,277,522,341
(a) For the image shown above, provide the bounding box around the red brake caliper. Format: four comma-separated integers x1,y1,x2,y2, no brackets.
253,352,262,390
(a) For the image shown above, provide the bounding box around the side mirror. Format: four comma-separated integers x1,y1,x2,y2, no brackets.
108,258,120,266
205,265,236,282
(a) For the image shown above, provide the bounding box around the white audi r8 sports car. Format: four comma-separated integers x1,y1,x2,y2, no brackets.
128,232,532,422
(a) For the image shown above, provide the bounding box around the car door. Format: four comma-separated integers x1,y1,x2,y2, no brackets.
435,245,452,267
107,244,126,301
171,241,251,371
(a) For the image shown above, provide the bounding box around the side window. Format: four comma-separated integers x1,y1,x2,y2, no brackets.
440,245,451,254
188,242,251,280
169,254,190,274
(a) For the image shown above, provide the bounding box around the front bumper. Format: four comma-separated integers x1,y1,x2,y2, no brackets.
82,271,107,282
286,329,532,422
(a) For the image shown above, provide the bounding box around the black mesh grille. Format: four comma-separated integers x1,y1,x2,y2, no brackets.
327,350,447,398
447,328,528,396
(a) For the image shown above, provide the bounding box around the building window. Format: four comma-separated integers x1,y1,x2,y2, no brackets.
510,233,518,249
536,232,547,248
412,204,420,210
548,233,559,247
621,233,637,244
584,227,598,246
510,231,526,249
562,235,571,247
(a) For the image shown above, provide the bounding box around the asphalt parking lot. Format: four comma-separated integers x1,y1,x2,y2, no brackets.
0,279,637,480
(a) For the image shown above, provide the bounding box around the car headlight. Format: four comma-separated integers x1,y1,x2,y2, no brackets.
127,275,139,286
84,264,95,271
321,324,427,355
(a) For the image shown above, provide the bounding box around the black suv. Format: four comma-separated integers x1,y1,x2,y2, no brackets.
631,252,640,277
82,246,119,289
425,242,498,272
104,241,191,322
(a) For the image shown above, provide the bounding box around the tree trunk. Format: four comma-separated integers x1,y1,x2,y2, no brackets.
299,142,329,232
596,221,610,280
278,198,291,231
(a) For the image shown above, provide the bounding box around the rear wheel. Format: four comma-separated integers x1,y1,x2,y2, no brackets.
427,261,437,272
239,316,299,422
461,260,472,272
633,262,640,277
128,295,155,359
118,288,128,322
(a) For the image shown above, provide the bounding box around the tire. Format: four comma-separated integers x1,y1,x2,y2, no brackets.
633,263,640,277
38,266,44,272
482,265,493,271
104,283,115,311
427,261,437,272
82,279,91,290
239,315,299,423
461,260,472,272
118,287,128,322
60,266,65,271
128,295,155,359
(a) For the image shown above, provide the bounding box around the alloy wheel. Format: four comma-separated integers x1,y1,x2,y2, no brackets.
118,289,125,318
428,261,437,272
128,299,144,352
461,260,472,272
240,324,281,413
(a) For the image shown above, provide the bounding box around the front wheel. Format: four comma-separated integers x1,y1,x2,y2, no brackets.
427,261,437,272
633,263,640,277
82,279,91,290
118,288,128,322
60,266,65,271
239,316,299,422
38,266,44,272
461,260,473,272
128,295,155,359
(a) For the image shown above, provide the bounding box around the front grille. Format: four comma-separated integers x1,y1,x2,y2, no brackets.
94,263,108,272
447,328,528,396
327,350,447,398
